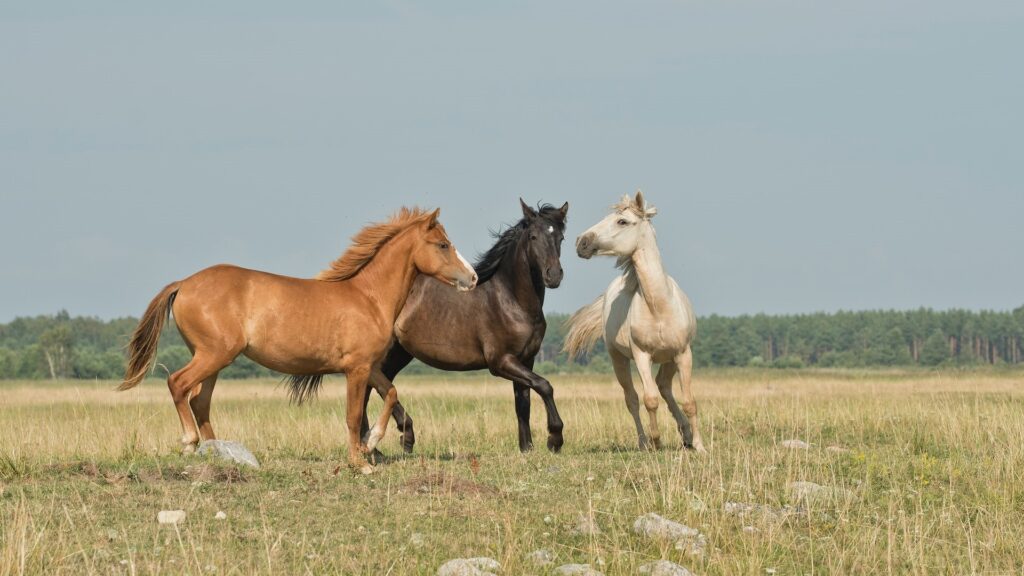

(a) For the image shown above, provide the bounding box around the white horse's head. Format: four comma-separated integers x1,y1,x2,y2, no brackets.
575,190,657,260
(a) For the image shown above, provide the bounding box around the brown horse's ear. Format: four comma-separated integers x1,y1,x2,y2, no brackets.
557,202,569,221
426,208,441,229
520,198,537,221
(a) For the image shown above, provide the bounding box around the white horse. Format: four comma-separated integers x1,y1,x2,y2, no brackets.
565,191,704,452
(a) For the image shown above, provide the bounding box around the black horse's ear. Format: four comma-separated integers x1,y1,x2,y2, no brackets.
557,202,569,221
520,198,537,220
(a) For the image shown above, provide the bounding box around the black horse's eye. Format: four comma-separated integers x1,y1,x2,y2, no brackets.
530,234,537,240
438,242,449,250
617,218,629,226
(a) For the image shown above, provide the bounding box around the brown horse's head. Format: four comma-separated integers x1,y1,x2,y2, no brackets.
519,199,569,288
413,209,478,292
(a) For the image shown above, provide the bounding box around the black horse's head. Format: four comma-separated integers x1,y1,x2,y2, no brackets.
519,199,568,288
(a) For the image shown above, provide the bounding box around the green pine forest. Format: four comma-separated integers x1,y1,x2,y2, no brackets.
2,306,1023,380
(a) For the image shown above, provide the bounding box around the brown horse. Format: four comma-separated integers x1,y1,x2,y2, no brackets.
119,207,477,473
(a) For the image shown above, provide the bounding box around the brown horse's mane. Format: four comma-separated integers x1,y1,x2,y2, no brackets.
317,207,433,282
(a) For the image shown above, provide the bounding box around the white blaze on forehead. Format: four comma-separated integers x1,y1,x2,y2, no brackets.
548,225,554,233
455,249,472,271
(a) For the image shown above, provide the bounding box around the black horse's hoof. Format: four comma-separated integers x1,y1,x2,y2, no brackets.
547,435,564,453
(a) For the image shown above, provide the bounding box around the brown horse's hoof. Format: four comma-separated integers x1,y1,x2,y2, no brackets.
181,443,198,455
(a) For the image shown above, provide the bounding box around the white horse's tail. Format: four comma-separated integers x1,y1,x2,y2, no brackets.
564,295,605,359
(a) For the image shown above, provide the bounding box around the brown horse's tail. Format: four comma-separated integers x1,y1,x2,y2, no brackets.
564,294,605,359
119,282,180,391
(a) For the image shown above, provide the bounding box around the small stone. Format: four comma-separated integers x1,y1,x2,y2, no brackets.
742,525,759,534
570,513,601,536
526,549,554,566
554,564,603,576
780,439,810,450
105,529,119,541
633,513,699,541
639,560,695,576
544,515,554,524
196,440,260,469
437,557,501,576
788,481,851,504
634,513,706,558
410,532,426,548
157,510,186,525
214,511,227,520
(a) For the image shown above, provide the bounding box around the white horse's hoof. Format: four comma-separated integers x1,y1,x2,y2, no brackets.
364,427,384,452
359,464,375,475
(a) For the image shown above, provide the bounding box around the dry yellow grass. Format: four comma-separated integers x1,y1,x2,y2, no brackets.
1,369,1023,574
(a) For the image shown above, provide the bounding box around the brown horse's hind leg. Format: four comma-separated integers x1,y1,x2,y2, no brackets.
189,373,219,442
168,354,230,453
363,369,398,454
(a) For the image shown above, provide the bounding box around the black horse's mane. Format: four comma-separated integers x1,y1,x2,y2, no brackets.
473,204,565,284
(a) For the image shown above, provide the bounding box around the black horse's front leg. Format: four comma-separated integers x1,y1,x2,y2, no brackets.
512,382,533,451
492,355,564,453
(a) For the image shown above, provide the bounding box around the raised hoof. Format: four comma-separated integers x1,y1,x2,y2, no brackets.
547,435,564,453
367,449,385,465
402,442,415,454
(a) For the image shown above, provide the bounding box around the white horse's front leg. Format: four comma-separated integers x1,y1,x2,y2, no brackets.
610,349,647,449
632,348,662,450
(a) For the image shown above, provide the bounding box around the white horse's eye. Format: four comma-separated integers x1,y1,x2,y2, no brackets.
547,226,554,233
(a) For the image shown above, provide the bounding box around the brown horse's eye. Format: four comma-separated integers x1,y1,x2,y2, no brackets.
438,242,449,250
617,219,629,226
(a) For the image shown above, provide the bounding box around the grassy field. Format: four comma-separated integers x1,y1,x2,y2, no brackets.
1,369,1023,575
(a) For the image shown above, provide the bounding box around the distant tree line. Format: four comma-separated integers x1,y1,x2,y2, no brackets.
1,306,1022,380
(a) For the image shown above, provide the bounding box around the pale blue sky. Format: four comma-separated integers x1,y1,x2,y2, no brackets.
1,1,1021,321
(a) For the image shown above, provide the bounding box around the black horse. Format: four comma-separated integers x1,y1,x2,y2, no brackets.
362,200,568,452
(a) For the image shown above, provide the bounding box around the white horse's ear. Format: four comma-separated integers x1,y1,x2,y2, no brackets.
645,206,658,219
635,190,645,211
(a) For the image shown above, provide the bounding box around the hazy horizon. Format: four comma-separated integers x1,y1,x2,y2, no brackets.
3,1,1022,322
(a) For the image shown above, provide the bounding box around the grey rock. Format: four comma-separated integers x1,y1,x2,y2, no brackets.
570,513,602,536
633,513,706,558
787,481,852,504
196,440,260,469
437,557,500,576
525,549,555,566
638,560,695,576
157,510,186,525
780,439,810,450
554,564,604,576
633,513,699,541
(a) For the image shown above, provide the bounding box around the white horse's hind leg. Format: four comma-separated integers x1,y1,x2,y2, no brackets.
632,349,662,449
655,362,692,447
675,347,705,452
610,349,648,449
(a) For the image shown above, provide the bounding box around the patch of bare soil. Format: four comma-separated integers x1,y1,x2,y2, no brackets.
401,471,499,498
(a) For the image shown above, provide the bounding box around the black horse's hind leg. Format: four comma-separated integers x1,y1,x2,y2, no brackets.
361,343,416,455
512,382,533,451
491,354,564,453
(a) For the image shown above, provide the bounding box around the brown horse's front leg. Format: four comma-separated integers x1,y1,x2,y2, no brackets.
345,365,374,474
